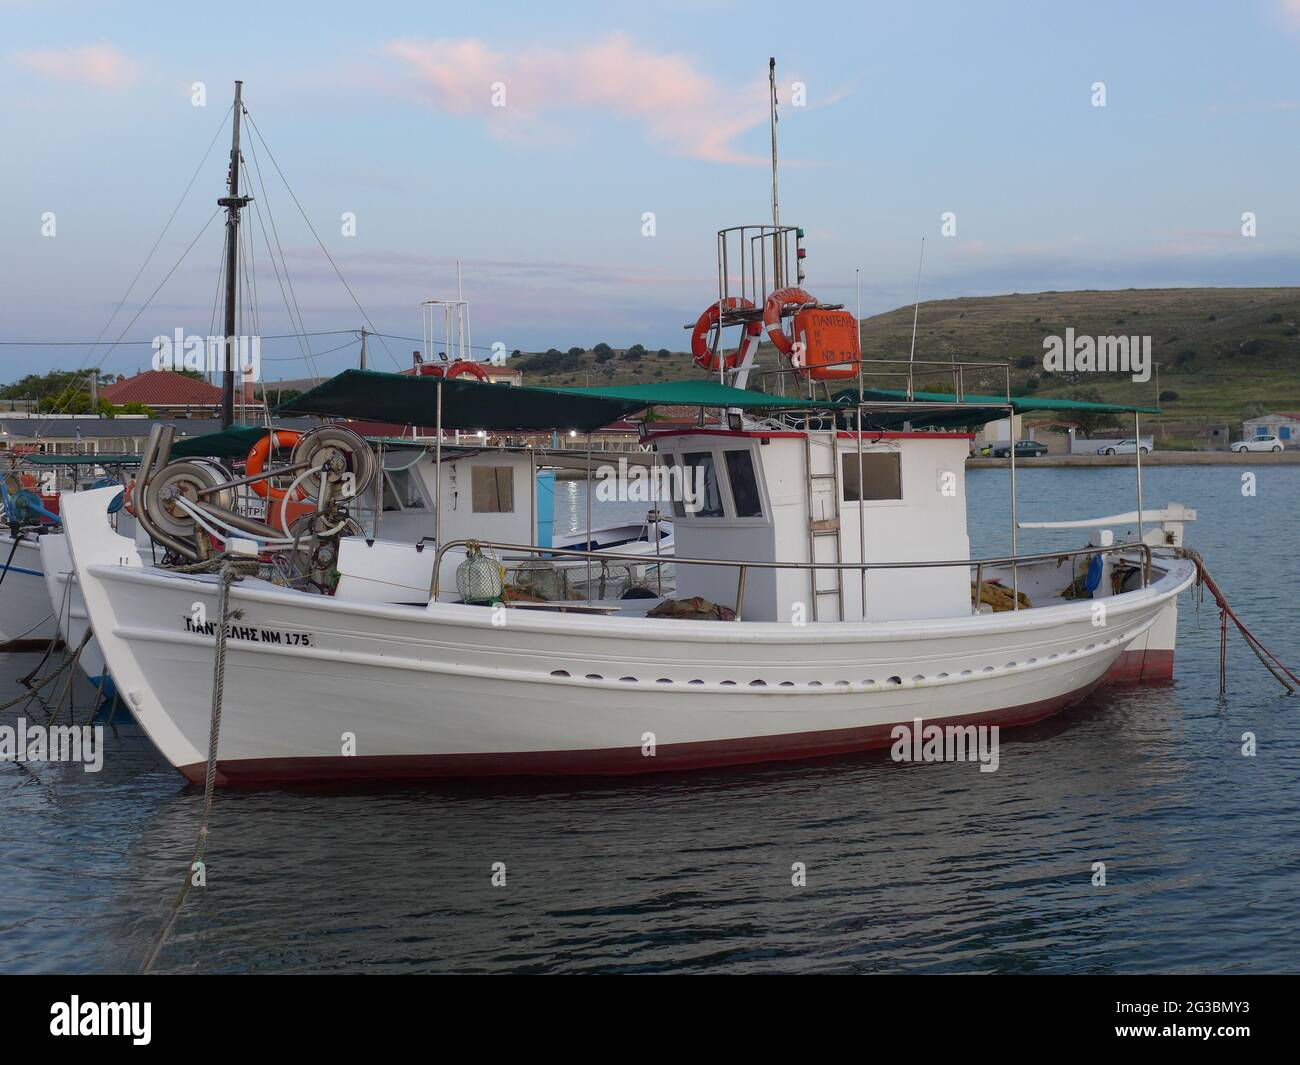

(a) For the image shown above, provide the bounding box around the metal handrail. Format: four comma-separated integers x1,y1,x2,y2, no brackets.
429,538,1154,619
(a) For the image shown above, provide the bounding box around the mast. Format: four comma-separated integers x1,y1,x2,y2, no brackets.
218,81,249,429
768,57,782,288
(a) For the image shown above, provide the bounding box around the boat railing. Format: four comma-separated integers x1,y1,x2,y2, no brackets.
430,539,1154,620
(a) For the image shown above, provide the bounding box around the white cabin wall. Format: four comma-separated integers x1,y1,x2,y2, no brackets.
404,451,534,547
837,436,971,621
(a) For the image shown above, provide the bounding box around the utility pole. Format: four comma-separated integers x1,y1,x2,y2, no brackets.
218,81,250,429
359,328,368,370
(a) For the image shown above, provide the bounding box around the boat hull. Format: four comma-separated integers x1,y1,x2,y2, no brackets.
37,533,115,696
62,488,1197,786
0,533,59,648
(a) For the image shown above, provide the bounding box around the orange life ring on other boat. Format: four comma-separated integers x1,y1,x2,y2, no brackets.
19,473,37,490
691,297,762,373
247,430,307,501
123,478,136,516
446,360,490,382
762,286,816,356
412,360,490,382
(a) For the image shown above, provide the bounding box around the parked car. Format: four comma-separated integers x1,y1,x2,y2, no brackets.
1233,435,1285,453
990,440,1049,458
1097,439,1151,455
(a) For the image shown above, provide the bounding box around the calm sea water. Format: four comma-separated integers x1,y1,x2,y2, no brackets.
1,466,1297,974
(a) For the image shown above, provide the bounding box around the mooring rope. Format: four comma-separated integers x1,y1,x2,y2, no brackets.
44,630,93,725
140,556,247,974
0,629,92,716
1179,547,1300,696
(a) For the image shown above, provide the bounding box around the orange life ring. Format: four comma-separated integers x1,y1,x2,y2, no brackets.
247,430,307,501
446,360,490,382
123,478,136,516
412,360,490,382
762,286,816,356
691,298,762,373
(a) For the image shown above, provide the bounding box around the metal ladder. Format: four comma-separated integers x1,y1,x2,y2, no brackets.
803,432,844,621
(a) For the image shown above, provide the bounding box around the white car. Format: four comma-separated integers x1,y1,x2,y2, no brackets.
1097,439,1151,455
1233,435,1285,453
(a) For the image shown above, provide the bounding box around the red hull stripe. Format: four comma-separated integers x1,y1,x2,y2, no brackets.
180,676,1108,786
1104,648,1174,684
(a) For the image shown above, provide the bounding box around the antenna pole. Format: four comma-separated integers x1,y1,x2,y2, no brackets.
219,80,248,429
769,57,782,288
907,237,926,400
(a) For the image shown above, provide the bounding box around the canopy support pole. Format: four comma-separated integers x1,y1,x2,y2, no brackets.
585,432,593,596
1134,410,1145,546
1009,401,1019,610
434,379,443,557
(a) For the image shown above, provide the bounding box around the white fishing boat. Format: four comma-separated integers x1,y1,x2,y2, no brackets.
60,417,1195,784
1,455,138,652
60,220,1199,785
0,533,59,647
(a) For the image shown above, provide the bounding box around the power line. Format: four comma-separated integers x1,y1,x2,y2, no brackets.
0,330,364,347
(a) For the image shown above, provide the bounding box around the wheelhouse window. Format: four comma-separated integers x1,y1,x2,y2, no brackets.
842,452,902,501
681,451,724,517
471,466,515,513
724,449,763,517
660,454,686,518
382,466,428,511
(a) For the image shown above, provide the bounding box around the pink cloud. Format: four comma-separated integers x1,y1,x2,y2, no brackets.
1280,0,1300,28
11,42,140,89
376,34,770,164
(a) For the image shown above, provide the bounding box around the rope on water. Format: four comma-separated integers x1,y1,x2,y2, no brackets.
1179,547,1300,697
140,556,246,975
44,629,93,725
0,629,92,716
21,570,76,686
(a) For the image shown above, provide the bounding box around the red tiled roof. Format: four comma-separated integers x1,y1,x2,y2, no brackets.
101,370,223,406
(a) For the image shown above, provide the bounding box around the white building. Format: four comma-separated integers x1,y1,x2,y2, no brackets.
1242,412,1300,444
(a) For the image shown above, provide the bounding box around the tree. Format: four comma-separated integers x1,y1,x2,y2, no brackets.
1062,386,1111,435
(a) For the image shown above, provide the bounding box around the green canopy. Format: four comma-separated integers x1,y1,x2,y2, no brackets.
169,426,274,459
276,369,811,431
544,379,817,411
829,387,1160,430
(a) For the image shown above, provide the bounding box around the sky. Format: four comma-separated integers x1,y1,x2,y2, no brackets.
2,0,1299,383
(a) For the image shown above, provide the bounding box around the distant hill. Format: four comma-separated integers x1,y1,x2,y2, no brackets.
509,288,1300,435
